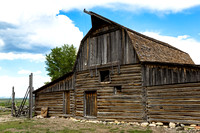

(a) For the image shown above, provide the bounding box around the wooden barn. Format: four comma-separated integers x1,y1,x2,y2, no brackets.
33,10,200,124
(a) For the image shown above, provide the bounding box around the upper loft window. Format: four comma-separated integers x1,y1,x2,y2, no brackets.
100,70,110,82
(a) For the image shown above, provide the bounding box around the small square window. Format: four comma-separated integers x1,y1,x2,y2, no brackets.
114,86,122,95
100,70,110,82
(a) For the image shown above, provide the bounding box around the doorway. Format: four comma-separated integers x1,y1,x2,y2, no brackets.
85,91,97,117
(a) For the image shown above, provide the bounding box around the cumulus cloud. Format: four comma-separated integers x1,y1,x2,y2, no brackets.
0,66,2,70
0,0,199,52
0,52,45,62
116,0,200,13
0,15,83,51
142,31,200,64
26,15,83,48
0,75,50,98
0,38,4,47
18,70,42,75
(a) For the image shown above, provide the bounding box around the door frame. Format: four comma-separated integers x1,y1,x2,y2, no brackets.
84,90,97,117
63,91,70,114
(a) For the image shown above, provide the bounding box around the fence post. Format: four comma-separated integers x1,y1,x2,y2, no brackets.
29,73,33,118
11,86,15,116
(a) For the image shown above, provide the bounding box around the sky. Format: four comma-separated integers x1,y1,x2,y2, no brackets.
0,0,200,98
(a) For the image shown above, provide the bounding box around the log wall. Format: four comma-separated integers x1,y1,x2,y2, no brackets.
146,82,200,124
75,64,146,122
34,75,75,117
35,91,75,117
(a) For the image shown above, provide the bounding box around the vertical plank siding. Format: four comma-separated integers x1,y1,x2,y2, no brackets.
75,26,139,72
75,64,145,122
143,64,200,86
146,82,200,124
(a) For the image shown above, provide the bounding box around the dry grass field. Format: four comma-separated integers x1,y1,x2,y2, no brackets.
0,104,196,133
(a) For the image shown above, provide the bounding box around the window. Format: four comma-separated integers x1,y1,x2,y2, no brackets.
114,86,122,95
100,70,110,82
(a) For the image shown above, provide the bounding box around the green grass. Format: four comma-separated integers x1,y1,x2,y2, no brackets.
109,127,119,133
0,108,153,133
58,128,82,133
0,110,11,116
0,120,35,131
0,119,153,133
0,98,29,108
127,129,152,133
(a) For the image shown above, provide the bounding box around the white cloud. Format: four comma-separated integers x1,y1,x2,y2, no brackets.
26,15,83,48
1,0,199,24
18,70,42,75
0,52,45,62
0,0,199,51
0,66,2,70
117,0,200,13
0,75,50,98
142,31,200,64
0,39,4,47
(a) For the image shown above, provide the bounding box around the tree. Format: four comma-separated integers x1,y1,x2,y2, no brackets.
45,44,76,81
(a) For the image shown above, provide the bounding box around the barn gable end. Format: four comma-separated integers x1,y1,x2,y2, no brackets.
33,10,200,124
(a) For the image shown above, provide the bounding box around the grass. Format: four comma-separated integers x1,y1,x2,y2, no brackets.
0,117,154,133
0,110,11,116
127,129,152,133
0,98,29,108
0,106,153,133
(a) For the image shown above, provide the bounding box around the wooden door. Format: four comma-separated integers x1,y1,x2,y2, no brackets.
63,91,70,114
85,91,97,117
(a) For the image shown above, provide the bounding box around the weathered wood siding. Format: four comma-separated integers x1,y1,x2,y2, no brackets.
39,76,75,93
75,25,139,72
146,82,200,124
142,64,200,86
35,92,63,116
75,64,146,122
35,91,75,117
34,75,75,117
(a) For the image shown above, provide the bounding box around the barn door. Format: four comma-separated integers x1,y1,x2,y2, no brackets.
85,91,97,117
63,91,70,114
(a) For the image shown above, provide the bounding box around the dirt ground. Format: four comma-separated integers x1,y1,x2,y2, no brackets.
1,114,199,133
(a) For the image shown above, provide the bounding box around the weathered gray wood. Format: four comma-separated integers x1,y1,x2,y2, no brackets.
143,64,200,87
147,82,200,124
29,73,33,118
11,86,15,116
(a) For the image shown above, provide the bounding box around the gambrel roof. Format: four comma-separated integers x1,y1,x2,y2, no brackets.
34,10,195,93
83,10,194,65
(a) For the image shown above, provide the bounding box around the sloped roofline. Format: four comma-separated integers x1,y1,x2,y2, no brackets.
83,9,186,53
34,10,194,93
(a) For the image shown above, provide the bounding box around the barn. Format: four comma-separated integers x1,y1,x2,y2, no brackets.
33,10,200,124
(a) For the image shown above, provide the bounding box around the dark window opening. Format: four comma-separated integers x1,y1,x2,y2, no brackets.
114,86,122,95
100,70,110,82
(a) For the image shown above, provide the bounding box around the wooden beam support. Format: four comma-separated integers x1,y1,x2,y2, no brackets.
29,73,33,118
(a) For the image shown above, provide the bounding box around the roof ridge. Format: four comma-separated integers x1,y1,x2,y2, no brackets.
84,9,187,54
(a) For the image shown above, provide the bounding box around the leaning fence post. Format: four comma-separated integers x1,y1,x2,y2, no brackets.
29,73,33,118
11,86,15,116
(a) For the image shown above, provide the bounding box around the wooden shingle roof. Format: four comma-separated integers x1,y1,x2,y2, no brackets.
128,31,194,65
84,10,195,65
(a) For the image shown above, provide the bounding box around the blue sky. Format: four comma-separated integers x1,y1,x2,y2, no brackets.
0,0,200,97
